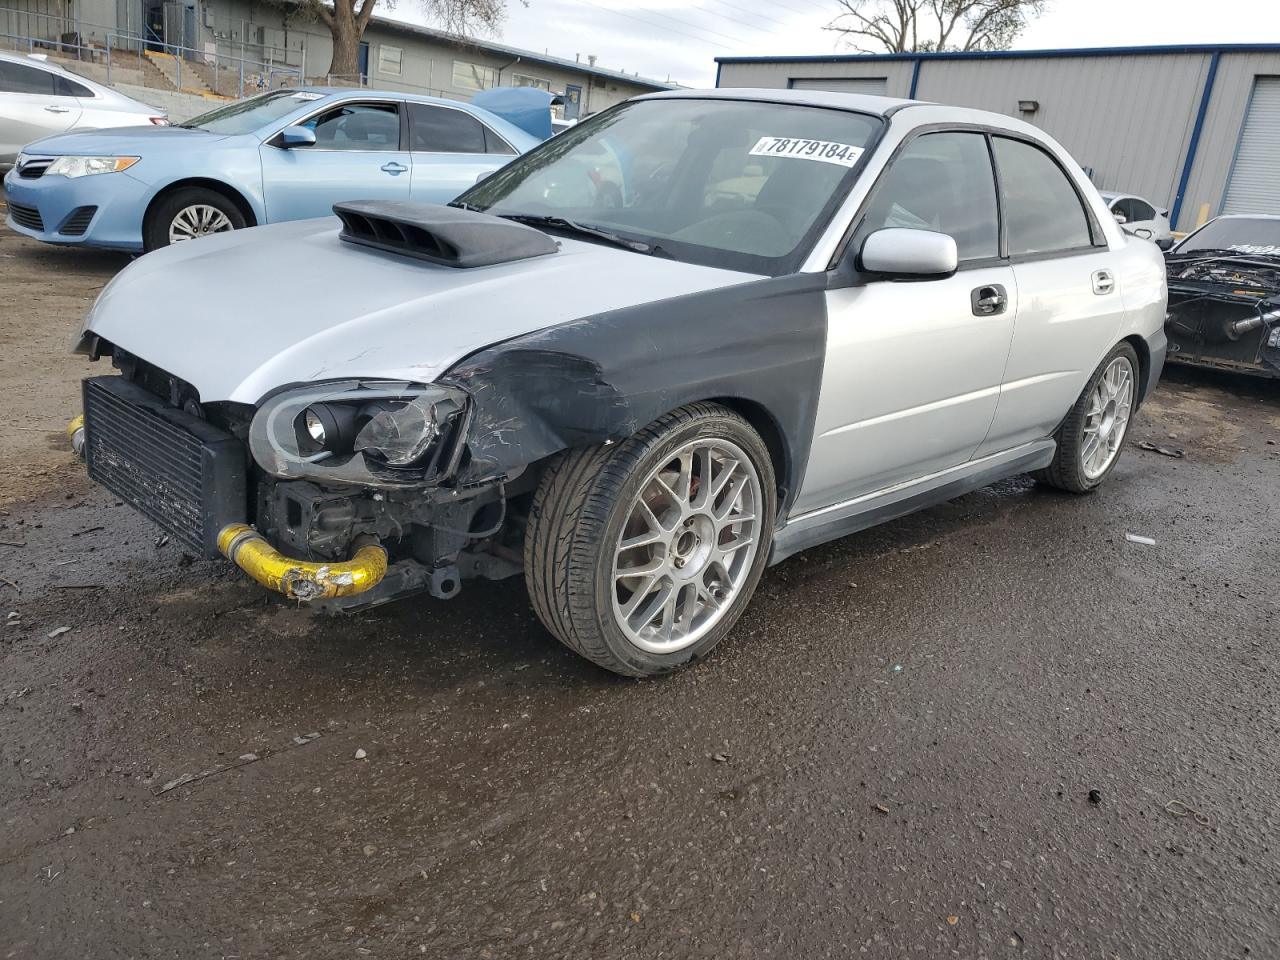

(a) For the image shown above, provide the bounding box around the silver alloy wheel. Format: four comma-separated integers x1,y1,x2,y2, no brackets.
611,438,763,655
168,204,234,243
1081,355,1135,480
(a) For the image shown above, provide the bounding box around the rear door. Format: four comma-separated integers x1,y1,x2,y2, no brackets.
259,99,411,222
405,101,515,203
975,135,1125,457
0,59,83,161
794,130,1017,513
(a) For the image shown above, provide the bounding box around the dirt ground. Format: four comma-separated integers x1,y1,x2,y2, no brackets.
2,209,1280,959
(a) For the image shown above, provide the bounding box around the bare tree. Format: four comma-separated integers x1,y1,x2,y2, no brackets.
826,0,1046,53
287,0,508,80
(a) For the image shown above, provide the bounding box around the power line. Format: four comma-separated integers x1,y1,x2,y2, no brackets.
697,0,818,32
574,0,757,50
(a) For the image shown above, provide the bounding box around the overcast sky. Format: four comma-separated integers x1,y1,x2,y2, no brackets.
394,0,1280,88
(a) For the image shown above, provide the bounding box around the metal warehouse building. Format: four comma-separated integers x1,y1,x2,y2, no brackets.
716,45,1280,233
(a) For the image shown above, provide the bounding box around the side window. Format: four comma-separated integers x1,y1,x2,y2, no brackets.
993,137,1093,255
408,103,487,153
0,60,56,94
309,103,400,151
1129,198,1156,221
857,131,999,262
54,74,93,98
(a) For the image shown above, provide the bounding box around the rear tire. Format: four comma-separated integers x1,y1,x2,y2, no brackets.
1035,342,1139,493
143,187,244,252
524,403,776,677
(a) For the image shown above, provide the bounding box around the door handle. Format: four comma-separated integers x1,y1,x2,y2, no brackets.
970,284,1008,317
1092,269,1116,295
380,162,408,174
44,105,71,113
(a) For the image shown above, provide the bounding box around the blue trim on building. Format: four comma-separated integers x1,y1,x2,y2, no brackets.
1170,51,1222,229
715,42,1280,65
908,57,922,99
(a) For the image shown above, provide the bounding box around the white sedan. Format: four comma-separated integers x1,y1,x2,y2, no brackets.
0,50,166,169
1100,190,1172,248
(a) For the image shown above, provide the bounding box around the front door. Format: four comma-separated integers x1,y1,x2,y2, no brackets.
259,100,411,222
562,83,582,120
794,130,1015,514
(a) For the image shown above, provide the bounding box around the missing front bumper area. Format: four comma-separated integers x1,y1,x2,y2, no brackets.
217,523,389,601
74,375,522,609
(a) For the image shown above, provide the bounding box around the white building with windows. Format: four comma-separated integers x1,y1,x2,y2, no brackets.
1,0,673,118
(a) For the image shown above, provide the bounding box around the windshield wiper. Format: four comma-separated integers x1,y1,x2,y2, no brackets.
498,213,655,254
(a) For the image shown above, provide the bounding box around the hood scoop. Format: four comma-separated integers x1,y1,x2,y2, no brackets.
333,200,559,268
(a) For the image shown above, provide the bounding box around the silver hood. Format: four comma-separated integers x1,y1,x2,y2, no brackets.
84,217,758,404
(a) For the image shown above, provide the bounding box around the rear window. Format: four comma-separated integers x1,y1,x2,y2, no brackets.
0,59,55,94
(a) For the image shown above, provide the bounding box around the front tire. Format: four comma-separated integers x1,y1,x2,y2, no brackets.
1036,342,1139,493
143,187,244,252
524,403,776,677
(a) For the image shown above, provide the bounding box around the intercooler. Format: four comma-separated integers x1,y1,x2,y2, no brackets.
82,376,247,557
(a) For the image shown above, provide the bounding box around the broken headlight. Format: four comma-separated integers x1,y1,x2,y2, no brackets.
249,381,467,487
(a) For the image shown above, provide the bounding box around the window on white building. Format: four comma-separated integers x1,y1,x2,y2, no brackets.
511,73,551,91
453,60,497,92
377,45,403,77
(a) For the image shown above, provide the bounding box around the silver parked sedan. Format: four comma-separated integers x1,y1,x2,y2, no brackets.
71,88,1168,677
0,50,166,169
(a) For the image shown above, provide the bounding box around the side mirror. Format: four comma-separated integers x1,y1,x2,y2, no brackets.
280,125,316,148
1156,237,1175,251
859,228,958,278
1112,210,1128,225
475,170,492,184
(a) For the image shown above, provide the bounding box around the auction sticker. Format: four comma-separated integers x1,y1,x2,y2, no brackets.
748,136,865,167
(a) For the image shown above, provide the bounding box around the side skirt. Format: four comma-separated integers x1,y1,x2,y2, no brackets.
768,439,1056,565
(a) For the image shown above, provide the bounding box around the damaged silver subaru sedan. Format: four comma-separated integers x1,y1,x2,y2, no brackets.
72,89,1168,676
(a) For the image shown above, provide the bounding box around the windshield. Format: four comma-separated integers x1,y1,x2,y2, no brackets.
182,89,327,135
1175,217,1280,257
458,98,882,275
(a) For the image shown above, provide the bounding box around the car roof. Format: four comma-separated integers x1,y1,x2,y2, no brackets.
0,49,79,75
635,87,1069,138
1207,213,1280,221
638,87,915,116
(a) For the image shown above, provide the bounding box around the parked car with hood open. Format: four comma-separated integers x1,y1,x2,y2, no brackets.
68,88,1168,676
4,86,549,250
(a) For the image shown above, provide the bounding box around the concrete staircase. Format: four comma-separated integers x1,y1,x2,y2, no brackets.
143,49,213,96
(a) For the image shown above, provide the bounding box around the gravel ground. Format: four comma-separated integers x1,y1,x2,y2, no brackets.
2,213,1279,959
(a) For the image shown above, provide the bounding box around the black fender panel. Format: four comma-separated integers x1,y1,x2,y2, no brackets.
442,272,830,517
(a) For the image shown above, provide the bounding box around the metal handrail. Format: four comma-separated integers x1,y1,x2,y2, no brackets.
1,29,303,99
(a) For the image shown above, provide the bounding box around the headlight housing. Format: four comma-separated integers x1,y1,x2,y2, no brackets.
249,381,467,487
46,156,140,179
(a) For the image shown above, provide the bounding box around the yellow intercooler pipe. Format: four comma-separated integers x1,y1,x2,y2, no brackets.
217,523,388,601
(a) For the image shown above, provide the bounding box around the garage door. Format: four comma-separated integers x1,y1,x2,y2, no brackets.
788,77,888,96
1222,77,1280,215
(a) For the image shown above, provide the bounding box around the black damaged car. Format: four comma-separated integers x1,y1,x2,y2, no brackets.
1164,214,1280,378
